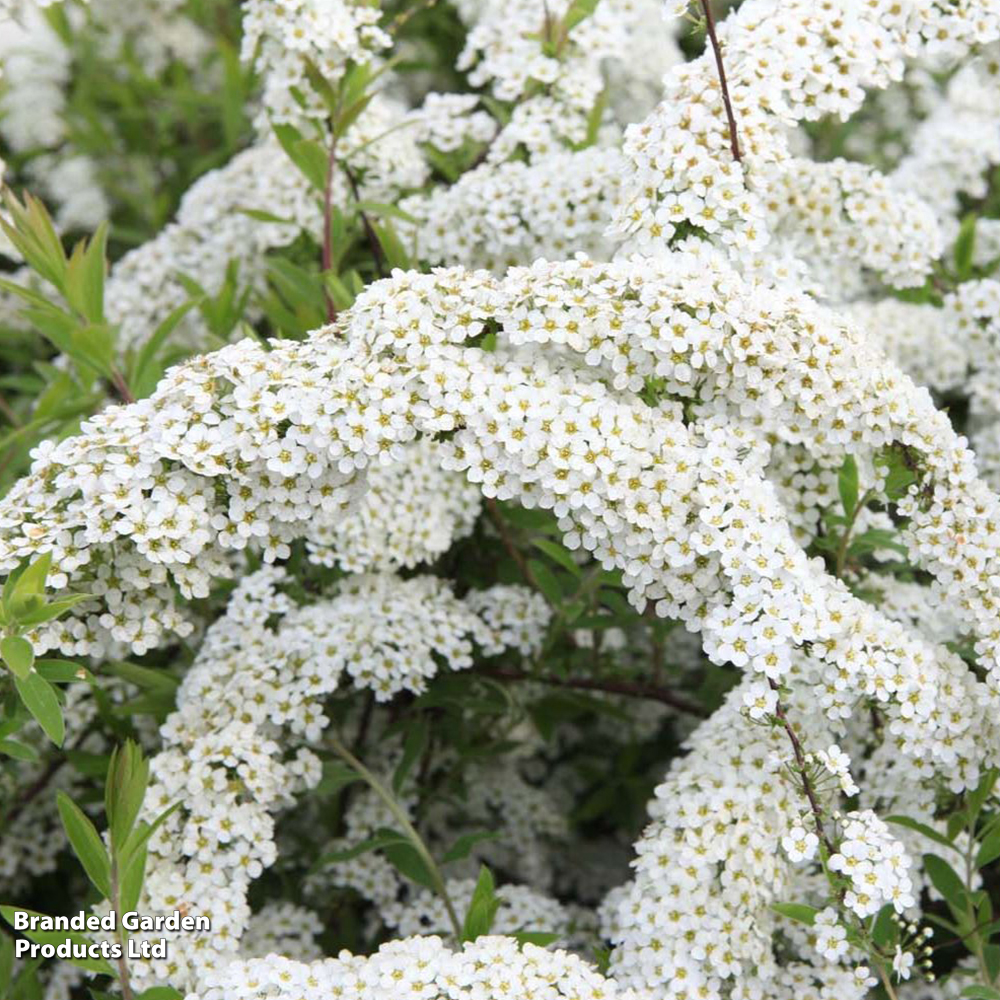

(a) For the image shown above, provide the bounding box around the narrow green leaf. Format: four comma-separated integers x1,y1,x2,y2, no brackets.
886,815,956,850
955,213,977,279
512,931,561,947
977,825,1000,869
0,738,39,762
960,987,1000,1000
56,791,112,898
771,902,819,926
0,930,13,994
16,594,90,627
382,841,436,890
442,831,502,864
527,559,562,604
309,829,410,873
35,659,94,684
1,636,34,679
838,455,859,519
461,865,501,941
106,741,149,850
0,908,113,977
14,672,64,746
924,853,968,913
392,719,429,793
314,759,364,797
532,539,583,577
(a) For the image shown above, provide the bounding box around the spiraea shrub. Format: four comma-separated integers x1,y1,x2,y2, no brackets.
3,1,1000,999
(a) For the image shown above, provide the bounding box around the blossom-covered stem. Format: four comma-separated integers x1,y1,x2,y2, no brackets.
480,666,708,716
699,0,741,162
767,678,835,856
326,729,463,941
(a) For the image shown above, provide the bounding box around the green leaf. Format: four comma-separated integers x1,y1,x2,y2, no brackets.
969,768,998,819
272,124,328,191
563,0,600,33
382,840,436,890
129,299,197,400
56,791,112,898
314,759,365,797
960,987,1000,1000
871,903,896,948
137,990,184,1000
7,553,50,612
977,825,1000,869
105,741,149,851
986,943,1000,983
0,908,113,977
461,865,501,941
838,455,859,519
0,931,13,995
513,931,561,947
119,800,181,874
35,659,94,684
14,672,64,746
771,902,819,927
103,660,178,693
442,831,503,864
924,853,968,913
527,559,562,604
532,539,583,577
393,718,429,794
0,738,38,762
119,841,148,913
64,223,108,324
16,594,91,627
1,636,34,679
886,815,956,850
309,829,410,873
371,220,411,270
955,213,977,280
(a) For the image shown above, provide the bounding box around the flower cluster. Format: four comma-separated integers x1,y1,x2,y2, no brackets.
191,936,655,1000
240,0,390,127
382,879,573,941
828,810,915,918
305,437,482,573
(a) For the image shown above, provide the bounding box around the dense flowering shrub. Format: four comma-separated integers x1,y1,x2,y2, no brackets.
4,1,1000,1000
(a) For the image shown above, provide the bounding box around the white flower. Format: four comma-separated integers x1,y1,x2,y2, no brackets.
892,945,915,981
743,681,778,721
781,824,818,863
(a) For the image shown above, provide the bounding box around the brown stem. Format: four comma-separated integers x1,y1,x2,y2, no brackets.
0,392,21,427
322,132,340,323
3,722,95,829
485,499,541,591
343,164,386,280
109,863,135,1000
700,0,741,163
110,369,134,405
480,666,708,717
